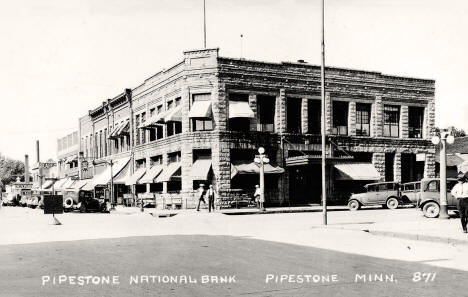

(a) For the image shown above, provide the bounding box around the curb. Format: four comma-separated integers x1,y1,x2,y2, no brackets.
364,229,468,246
221,207,349,215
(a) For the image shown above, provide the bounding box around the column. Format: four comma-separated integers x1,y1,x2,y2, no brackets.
348,101,356,136
275,89,286,133
181,143,193,209
372,152,386,181
248,94,258,132
372,95,383,137
400,105,409,138
276,147,289,205
181,85,191,133
424,152,436,178
393,152,402,183
424,97,436,139
213,81,227,131
301,98,308,134
125,89,134,148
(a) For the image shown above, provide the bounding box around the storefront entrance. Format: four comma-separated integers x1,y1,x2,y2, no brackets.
288,164,322,205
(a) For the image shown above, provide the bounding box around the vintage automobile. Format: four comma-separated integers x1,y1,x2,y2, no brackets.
63,189,108,213
417,178,458,218
348,182,401,211
400,181,422,204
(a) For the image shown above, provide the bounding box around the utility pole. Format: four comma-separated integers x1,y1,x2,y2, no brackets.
321,0,327,225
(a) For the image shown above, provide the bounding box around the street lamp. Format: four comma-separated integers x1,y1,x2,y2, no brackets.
254,147,269,211
431,132,455,219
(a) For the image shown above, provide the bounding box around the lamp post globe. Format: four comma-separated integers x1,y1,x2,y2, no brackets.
258,147,265,154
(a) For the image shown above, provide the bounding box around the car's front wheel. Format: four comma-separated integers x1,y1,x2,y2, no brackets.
386,197,399,209
422,202,440,218
348,200,361,211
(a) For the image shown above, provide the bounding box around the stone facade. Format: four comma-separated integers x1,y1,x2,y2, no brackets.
75,48,436,207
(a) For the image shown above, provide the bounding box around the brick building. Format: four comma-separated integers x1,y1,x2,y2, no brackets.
75,48,436,207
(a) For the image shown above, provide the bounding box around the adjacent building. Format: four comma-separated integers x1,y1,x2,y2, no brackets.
73,48,436,208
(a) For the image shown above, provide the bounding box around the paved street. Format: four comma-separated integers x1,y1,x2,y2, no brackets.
0,206,467,296
1,235,466,297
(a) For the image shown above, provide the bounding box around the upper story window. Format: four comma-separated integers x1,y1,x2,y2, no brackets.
308,100,321,134
383,105,400,138
228,93,253,132
136,158,146,169
168,151,181,163
175,97,181,106
408,106,424,138
150,155,163,166
286,97,302,133
332,101,348,135
190,93,213,131
257,95,275,132
135,115,140,145
356,103,371,136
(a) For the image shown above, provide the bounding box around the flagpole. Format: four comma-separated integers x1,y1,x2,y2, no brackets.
321,0,327,225
203,0,207,48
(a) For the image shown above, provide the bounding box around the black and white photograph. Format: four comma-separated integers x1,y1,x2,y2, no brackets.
1,0,467,296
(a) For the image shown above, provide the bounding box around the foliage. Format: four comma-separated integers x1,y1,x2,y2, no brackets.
433,126,466,138
0,154,25,189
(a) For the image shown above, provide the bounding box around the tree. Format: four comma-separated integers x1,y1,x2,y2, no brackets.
433,126,466,138
0,155,25,189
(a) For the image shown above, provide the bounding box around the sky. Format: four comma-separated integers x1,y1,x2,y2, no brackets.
1,0,467,162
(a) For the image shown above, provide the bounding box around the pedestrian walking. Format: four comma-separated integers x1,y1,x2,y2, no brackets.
196,184,206,212
207,184,216,212
254,185,261,209
451,172,468,233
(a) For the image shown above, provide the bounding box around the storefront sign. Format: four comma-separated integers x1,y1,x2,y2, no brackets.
43,195,64,215
40,162,56,169
416,153,426,162
13,183,33,189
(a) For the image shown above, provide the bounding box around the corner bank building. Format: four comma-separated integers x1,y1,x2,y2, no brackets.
77,48,436,208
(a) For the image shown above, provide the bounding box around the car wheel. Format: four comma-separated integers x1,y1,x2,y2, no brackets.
422,202,440,218
386,197,399,209
348,200,360,211
79,203,87,213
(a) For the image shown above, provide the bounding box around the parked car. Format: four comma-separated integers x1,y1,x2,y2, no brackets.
348,182,401,211
417,178,458,218
400,181,422,204
26,196,41,209
63,189,108,213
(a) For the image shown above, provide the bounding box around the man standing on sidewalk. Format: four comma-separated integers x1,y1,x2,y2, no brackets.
196,184,206,212
450,172,468,233
207,184,216,212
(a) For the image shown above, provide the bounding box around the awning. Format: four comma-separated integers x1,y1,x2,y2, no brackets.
155,162,181,182
125,167,148,185
334,163,381,181
189,101,212,118
68,179,89,190
229,101,255,118
53,177,69,190
81,157,131,190
190,159,212,180
141,110,170,128
108,123,121,138
112,160,132,184
435,153,465,167
59,178,75,190
65,155,78,164
231,162,285,179
114,120,130,137
138,165,164,184
164,105,182,122
40,180,55,190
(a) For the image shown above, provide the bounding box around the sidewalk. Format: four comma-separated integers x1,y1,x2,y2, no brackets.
111,205,468,246
335,217,468,246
